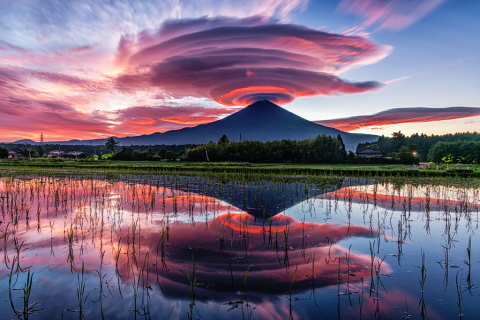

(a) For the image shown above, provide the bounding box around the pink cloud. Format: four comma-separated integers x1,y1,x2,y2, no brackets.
0,67,115,141
383,75,410,84
113,105,239,135
115,17,390,106
0,66,238,141
338,0,445,30
0,15,392,141
314,106,480,131
0,39,28,52
26,70,108,89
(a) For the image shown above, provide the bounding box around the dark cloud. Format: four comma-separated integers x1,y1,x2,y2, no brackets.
314,106,480,131
115,17,389,106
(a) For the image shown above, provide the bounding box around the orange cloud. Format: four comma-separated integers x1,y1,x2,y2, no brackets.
158,116,218,125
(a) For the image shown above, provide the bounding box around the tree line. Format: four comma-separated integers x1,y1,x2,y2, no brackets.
0,141,196,160
428,141,480,164
357,131,480,164
110,147,178,161
185,134,348,163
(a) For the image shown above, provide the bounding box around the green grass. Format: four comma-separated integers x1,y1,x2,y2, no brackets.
0,159,479,178
0,159,409,169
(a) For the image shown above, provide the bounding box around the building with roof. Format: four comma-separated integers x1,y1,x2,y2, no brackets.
356,148,383,158
8,151,22,159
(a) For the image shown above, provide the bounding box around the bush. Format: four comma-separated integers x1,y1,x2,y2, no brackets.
147,154,162,161
0,147,8,159
165,151,176,161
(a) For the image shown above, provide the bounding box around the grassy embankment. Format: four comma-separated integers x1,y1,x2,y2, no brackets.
0,159,479,178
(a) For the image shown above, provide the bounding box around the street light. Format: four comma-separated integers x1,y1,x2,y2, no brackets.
412,151,418,168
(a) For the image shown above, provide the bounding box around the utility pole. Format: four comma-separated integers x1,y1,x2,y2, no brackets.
24,143,31,160
205,147,210,162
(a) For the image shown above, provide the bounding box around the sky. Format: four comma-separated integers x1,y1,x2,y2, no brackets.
0,0,479,142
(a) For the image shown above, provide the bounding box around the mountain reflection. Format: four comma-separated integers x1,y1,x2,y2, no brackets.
2,176,476,319
173,178,344,218
0,176,388,301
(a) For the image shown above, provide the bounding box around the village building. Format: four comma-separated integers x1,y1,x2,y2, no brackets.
47,150,65,158
8,151,22,159
356,148,383,158
67,151,83,156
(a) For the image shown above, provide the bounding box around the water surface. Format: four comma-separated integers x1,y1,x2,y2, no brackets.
0,174,478,319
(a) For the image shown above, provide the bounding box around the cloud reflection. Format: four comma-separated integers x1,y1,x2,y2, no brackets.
115,212,390,299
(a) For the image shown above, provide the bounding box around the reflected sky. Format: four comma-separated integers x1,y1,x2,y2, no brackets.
0,175,478,319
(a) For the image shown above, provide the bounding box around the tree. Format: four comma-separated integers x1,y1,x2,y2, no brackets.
0,146,8,159
20,147,37,159
165,151,176,161
218,134,229,144
158,149,167,159
395,145,419,164
391,131,407,151
105,137,119,154
36,145,45,157
428,141,480,164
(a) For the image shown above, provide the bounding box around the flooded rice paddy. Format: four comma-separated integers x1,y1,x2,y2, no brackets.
0,173,479,319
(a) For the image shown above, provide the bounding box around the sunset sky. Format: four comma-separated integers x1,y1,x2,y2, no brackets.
1,0,479,142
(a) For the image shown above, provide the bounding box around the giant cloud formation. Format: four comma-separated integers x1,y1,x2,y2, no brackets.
115,16,391,106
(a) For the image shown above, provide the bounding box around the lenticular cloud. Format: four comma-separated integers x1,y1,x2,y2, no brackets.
115,16,391,106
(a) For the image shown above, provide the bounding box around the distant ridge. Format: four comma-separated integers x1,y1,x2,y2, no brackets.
13,100,377,150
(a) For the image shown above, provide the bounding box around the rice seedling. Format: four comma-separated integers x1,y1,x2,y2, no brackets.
456,271,463,318
76,262,89,318
419,250,426,292
0,167,478,319
10,270,46,319
185,255,198,302
465,235,472,285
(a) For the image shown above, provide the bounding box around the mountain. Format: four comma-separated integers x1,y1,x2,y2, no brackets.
11,139,38,145
13,100,377,150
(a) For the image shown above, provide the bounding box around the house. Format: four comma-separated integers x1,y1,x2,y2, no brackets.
8,151,22,159
357,148,383,158
67,151,83,156
47,150,65,158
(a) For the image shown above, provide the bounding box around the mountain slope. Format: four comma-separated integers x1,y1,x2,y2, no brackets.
14,100,377,150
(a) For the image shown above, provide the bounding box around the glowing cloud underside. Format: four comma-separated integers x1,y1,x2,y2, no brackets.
314,106,480,131
115,16,390,106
